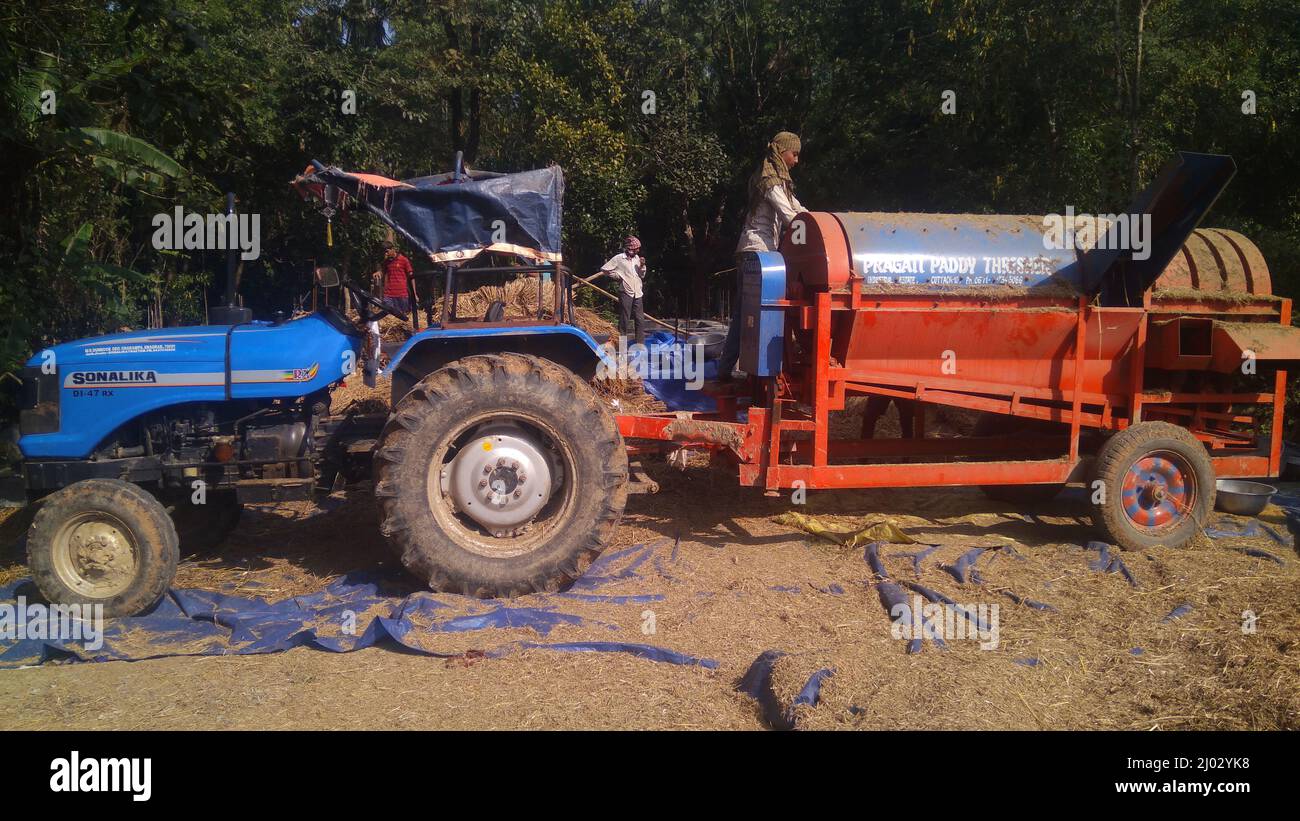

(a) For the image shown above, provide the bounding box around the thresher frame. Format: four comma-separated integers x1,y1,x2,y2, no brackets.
616,275,1291,493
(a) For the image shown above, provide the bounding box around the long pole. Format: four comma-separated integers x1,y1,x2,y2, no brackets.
571,273,678,333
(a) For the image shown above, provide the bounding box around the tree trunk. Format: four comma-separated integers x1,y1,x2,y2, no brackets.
1129,0,1152,198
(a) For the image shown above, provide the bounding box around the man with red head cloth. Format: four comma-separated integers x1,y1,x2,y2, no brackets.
596,235,648,345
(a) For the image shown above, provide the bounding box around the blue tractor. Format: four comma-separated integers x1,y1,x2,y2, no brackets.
14,161,629,615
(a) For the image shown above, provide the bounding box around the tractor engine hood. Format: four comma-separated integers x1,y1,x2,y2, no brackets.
20,315,357,459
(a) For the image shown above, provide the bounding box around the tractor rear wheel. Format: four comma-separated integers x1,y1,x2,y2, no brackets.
373,353,628,597
26,478,179,616
1090,421,1215,551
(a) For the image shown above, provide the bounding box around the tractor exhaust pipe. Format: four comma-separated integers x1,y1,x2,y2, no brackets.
225,191,237,308
210,191,253,325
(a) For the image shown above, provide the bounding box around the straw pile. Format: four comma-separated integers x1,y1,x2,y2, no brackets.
329,374,391,415
365,277,616,344
0,506,34,588
345,277,658,414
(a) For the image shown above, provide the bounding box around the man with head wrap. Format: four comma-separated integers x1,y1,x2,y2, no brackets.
718,131,804,379
738,131,804,254
595,235,648,345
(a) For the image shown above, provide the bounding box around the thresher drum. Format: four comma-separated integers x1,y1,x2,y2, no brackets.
735,152,1300,551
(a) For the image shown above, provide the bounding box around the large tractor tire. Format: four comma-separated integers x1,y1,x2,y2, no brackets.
373,353,628,597
1089,421,1215,551
26,478,179,617
167,489,243,553
973,413,1066,504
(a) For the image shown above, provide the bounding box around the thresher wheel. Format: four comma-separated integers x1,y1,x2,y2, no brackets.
973,414,1065,504
372,353,628,598
26,478,179,617
1089,421,1215,551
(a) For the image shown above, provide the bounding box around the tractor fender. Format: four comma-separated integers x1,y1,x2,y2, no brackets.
384,325,610,404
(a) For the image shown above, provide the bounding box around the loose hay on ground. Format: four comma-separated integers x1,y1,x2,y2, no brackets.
1,459,1296,730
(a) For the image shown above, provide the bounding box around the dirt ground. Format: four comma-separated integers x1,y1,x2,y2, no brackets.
1,401,1297,731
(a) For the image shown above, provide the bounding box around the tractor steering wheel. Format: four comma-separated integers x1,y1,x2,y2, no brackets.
343,281,408,323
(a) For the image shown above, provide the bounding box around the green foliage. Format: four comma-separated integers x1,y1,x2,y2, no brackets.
76,127,191,193
1,0,1298,394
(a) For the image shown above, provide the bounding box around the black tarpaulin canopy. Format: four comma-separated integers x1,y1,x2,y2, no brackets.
292,163,564,264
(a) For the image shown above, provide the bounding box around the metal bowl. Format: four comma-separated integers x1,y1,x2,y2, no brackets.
1214,480,1277,516
680,319,728,334
686,332,727,361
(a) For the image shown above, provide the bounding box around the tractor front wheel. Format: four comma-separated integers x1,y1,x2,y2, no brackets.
26,478,179,616
373,353,628,597
1090,421,1215,551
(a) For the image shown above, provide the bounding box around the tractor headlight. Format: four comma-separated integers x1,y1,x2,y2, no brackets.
18,366,60,435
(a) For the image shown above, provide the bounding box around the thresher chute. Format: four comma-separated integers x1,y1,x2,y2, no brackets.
1080,151,1238,305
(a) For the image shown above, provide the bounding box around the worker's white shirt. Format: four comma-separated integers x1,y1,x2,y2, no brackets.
601,253,646,298
736,185,805,253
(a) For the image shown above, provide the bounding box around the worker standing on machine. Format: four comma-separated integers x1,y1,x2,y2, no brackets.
718,131,804,380
595,236,648,345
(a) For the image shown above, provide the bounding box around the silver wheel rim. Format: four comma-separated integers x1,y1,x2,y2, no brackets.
50,511,139,598
426,411,576,559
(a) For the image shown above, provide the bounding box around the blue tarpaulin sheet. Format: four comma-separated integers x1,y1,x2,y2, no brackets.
736,649,834,730
0,540,718,669
1085,541,1140,587
297,165,564,263
941,547,987,585
864,542,946,654
1205,513,1294,547
633,331,724,413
